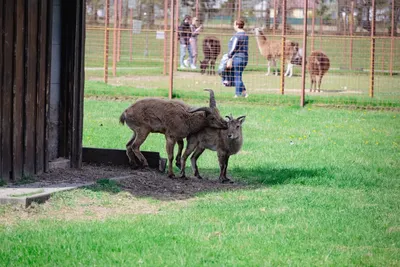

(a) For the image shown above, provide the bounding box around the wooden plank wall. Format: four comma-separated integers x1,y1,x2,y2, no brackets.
0,0,53,182
59,0,86,169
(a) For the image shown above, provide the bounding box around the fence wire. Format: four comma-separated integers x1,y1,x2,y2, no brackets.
85,0,400,107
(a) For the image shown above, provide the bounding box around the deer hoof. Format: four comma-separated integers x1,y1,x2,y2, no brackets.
220,177,233,184
175,162,182,170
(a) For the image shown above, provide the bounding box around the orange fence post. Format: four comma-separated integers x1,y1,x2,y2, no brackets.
169,0,176,99
113,0,118,76
117,0,122,62
174,0,179,71
237,0,241,19
390,0,395,76
129,8,133,61
104,0,110,83
300,0,308,107
382,39,385,71
319,16,322,50
311,0,315,52
163,0,168,75
349,1,354,70
280,0,286,95
273,0,276,35
369,0,376,98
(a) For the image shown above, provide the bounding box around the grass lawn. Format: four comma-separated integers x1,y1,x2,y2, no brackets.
1,83,399,265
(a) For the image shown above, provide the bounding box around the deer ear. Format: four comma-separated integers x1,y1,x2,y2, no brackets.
237,116,246,124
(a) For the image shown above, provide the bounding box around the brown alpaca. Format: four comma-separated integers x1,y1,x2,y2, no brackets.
200,36,221,75
307,51,330,92
254,27,300,77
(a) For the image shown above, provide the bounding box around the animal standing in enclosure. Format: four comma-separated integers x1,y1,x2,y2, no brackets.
200,36,221,75
307,51,330,92
119,89,227,178
254,27,300,77
179,114,245,184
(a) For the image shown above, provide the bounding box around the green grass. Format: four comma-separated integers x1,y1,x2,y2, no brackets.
1,88,399,265
85,79,400,107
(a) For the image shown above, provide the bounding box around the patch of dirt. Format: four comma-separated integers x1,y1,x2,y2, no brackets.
0,164,248,224
19,163,247,200
115,168,246,201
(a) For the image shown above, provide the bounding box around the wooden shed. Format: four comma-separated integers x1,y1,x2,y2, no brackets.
0,0,85,182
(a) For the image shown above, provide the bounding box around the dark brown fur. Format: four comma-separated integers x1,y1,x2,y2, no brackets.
119,89,227,178
200,36,221,75
307,51,330,92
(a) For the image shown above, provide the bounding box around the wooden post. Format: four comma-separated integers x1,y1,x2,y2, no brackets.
349,1,354,70
112,0,118,76
381,38,385,71
237,0,241,19
390,0,395,76
174,0,179,71
319,16,323,50
311,0,315,52
273,0,276,35
369,0,376,98
129,8,133,61
104,0,110,83
163,0,168,75
117,0,122,62
280,0,286,95
169,0,176,99
300,0,308,107
343,12,347,69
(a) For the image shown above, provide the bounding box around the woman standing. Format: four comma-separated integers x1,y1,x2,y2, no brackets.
227,18,249,98
189,17,202,69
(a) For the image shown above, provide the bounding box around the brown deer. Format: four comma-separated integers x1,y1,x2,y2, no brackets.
179,114,245,184
307,51,330,92
119,89,227,178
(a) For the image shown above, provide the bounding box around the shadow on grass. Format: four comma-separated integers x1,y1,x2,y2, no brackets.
233,166,329,186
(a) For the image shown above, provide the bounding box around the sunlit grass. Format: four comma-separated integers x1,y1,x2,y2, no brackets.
1,86,399,266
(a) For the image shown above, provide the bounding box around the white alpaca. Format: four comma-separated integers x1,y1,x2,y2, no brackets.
254,27,300,77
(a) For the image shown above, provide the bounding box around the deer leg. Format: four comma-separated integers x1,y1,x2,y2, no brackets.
165,136,176,178
285,62,293,77
273,60,278,76
317,76,323,92
266,60,271,76
129,129,150,168
211,59,216,75
126,133,141,167
310,74,315,92
179,139,197,179
190,146,205,179
218,153,232,183
175,139,184,169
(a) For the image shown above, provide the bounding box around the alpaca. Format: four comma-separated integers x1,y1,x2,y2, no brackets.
200,36,221,75
307,51,330,92
254,27,299,77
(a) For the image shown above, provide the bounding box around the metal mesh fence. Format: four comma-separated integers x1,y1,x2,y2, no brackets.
85,0,400,107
